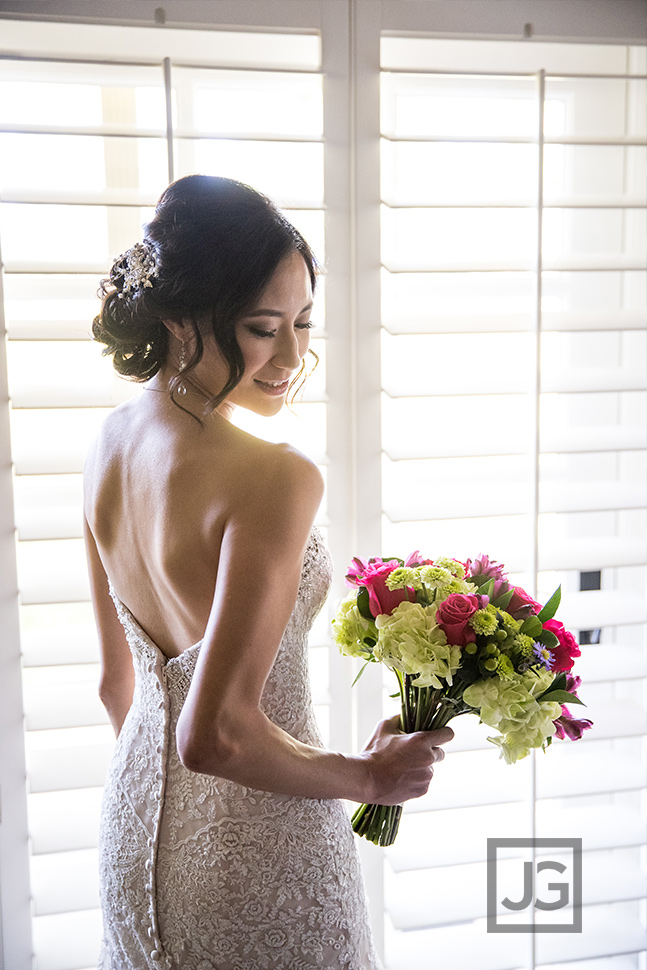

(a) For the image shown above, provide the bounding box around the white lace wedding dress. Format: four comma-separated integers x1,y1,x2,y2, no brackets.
98,528,382,970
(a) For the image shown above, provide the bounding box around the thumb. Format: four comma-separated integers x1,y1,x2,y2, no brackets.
383,714,404,734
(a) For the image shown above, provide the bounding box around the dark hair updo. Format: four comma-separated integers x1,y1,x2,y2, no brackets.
93,174,318,411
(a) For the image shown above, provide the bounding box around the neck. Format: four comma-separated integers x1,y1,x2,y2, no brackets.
146,367,236,422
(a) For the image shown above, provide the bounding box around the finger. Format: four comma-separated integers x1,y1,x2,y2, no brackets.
428,726,454,745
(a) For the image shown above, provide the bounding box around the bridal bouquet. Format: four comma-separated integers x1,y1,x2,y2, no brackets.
333,552,592,846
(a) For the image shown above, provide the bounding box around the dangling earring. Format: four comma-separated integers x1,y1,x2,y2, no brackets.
177,341,187,396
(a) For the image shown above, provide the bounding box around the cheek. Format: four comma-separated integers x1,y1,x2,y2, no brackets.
297,330,311,359
238,338,270,372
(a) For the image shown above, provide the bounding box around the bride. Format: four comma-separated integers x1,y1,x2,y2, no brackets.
84,174,453,969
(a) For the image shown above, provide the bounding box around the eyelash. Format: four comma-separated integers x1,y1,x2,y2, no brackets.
249,321,314,338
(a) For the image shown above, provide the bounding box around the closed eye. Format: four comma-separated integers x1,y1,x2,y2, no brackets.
248,321,314,338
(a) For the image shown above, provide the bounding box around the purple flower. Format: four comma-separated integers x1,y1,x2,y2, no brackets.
533,642,554,671
553,706,594,741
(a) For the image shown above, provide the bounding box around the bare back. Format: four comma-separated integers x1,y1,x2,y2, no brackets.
84,389,299,658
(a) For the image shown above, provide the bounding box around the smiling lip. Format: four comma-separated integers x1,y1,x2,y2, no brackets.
254,378,290,396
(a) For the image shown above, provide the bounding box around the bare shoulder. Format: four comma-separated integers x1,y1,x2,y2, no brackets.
230,437,323,524
82,400,134,488
227,439,323,548
266,441,323,493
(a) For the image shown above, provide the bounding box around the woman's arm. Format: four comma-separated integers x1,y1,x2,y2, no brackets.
84,515,135,736
176,445,452,804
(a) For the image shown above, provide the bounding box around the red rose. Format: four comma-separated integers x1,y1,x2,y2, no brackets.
507,586,542,619
436,593,480,646
361,562,415,617
543,618,581,672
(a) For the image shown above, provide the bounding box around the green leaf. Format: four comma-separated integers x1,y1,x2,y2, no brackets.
550,671,568,692
538,586,561,623
357,586,374,621
351,660,372,687
520,615,543,638
492,588,514,610
539,690,586,705
537,629,560,649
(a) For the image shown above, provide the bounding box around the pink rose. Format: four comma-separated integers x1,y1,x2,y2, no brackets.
553,706,593,741
507,586,543,620
436,593,480,646
361,561,415,617
543,618,581,672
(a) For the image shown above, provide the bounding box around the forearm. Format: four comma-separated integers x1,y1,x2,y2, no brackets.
176,708,375,803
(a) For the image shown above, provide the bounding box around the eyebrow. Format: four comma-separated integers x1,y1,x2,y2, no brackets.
244,302,313,320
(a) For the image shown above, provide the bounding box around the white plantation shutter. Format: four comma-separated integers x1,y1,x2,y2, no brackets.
0,17,329,970
378,34,647,970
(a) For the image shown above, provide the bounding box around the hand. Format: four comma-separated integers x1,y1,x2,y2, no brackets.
359,715,454,805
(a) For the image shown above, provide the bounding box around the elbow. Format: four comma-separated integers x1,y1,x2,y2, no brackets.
98,674,132,712
176,717,240,776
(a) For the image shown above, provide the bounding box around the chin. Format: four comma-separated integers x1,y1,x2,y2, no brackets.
235,393,286,418
256,398,286,417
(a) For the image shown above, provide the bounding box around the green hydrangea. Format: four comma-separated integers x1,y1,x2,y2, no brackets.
463,668,560,763
464,667,553,723
385,567,422,591
469,604,499,636
489,701,562,764
374,600,460,688
332,595,376,659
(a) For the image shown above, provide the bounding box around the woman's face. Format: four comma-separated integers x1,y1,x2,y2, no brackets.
196,250,314,418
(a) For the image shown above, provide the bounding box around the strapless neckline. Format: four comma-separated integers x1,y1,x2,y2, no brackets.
108,583,202,665
107,526,325,665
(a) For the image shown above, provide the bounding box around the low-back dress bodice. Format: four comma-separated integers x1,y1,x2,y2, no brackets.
98,527,382,970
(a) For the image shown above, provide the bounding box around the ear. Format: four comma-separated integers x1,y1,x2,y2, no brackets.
161,317,195,344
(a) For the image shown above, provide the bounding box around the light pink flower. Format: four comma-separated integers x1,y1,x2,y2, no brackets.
465,554,510,599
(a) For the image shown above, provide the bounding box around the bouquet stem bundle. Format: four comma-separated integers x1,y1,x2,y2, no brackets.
351,675,470,845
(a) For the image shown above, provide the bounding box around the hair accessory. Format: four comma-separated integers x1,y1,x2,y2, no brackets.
112,241,159,297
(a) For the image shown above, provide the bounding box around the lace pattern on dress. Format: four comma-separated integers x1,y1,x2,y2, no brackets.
98,528,383,970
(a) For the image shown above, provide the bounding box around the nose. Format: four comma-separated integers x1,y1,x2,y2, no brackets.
272,329,303,371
